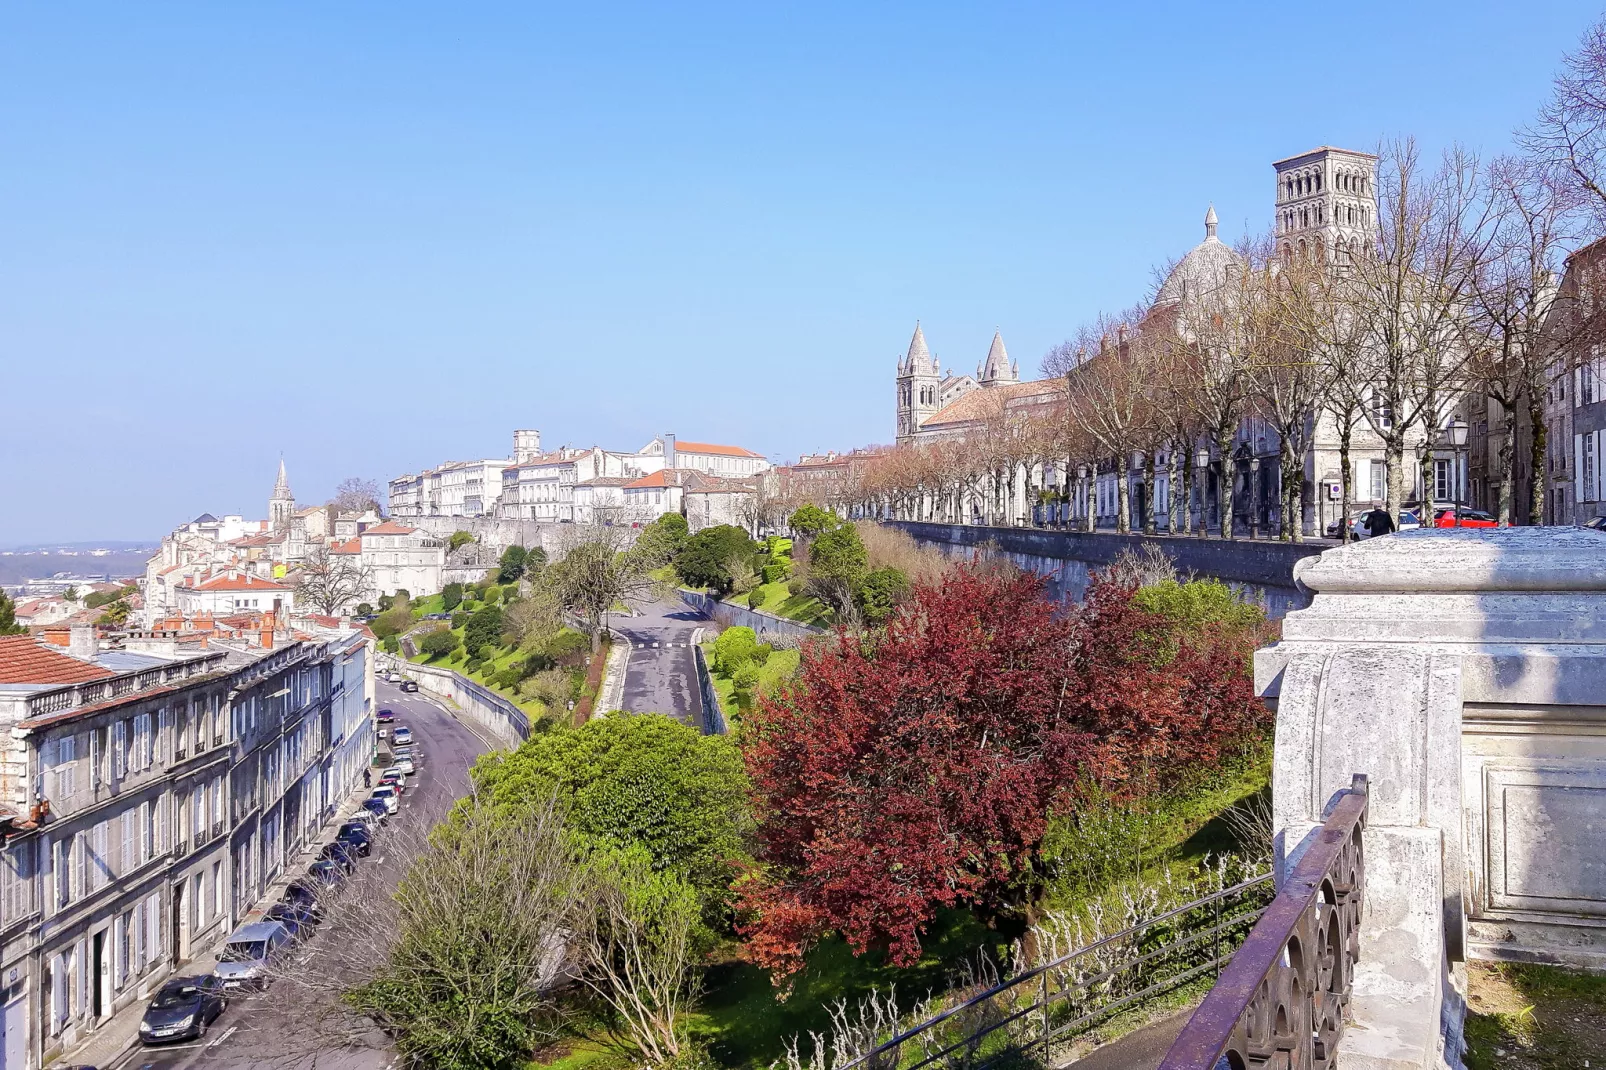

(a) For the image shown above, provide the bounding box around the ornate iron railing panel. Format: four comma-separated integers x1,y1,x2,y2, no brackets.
1158,774,1368,1070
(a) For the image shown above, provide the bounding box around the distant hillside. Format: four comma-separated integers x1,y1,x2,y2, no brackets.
0,543,157,587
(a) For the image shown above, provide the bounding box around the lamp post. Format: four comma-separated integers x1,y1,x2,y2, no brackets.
1248,456,1261,540
1195,447,1210,538
1077,465,1089,532
1445,418,1469,527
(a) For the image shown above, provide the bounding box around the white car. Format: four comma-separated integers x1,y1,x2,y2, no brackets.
395,756,415,776
385,672,404,684
393,727,413,746
369,785,399,814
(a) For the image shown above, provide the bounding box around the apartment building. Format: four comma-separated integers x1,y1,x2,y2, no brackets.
0,620,372,1070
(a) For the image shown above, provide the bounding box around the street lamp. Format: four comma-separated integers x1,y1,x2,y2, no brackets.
1248,456,1261,540
1444,418,1469,527
1194,447,1210,538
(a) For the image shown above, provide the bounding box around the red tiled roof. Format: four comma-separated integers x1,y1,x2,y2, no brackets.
624,471,675,489
361,521,416,536
0,636,115,685
920,379,1061,429
188,573,288,593
331,537,362,554
674,440,763,459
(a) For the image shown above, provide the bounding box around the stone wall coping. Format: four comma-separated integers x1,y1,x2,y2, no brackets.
1295,528,1606,594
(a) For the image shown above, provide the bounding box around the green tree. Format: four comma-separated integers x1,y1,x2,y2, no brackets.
498,545,528,584
0,591,26,636
788,505,836,537
464,605,504,654
96,600,132,627
549,536,658,652
447,530,476,554
807,521,868,612
371,604,415,642
441,583,464,613
418,628,460,658
85,585,137,609
854,566,911,625
483,584,503,605
355,602,374,617
710,626,759,675
673,525,756,595
634,512,689,566
471,713,749,911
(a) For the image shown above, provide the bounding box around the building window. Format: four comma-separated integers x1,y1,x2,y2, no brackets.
1434,459,1454,503
1370,460,1386,502
1586,432,1597,501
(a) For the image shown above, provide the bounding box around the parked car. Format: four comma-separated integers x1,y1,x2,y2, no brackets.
1426,506,1498,528
400,680,419,693
379,770,405,794
318,840,361,873
266,901,317,941
393,727,413,746
214,921,294,990
308,859,348,888
369,785,400,814
337,823,374,856
139,975,228,1043
360,797,391,822
376,709,395,724
1586,515,1606,531
283,881,325,922
394,756,415,776
385,671,404,683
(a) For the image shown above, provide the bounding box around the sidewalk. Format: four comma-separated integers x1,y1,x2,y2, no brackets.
56,774,383,1069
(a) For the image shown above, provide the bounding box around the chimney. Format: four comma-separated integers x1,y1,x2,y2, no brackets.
663,434,677,470
69,623,97,660
260,611,276,650
41,626,70,648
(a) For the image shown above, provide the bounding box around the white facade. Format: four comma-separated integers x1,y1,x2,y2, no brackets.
175,574,294,618
355,522,444,601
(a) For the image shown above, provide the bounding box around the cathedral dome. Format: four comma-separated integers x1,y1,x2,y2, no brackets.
1154,204,1243,308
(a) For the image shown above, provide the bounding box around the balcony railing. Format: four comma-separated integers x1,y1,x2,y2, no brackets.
1158,774,1368,1070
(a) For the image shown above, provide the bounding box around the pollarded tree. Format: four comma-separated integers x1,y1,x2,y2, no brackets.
294,542,373,616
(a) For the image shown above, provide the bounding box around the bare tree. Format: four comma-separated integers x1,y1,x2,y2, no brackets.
1051,309,1156,534
294,543,373,616
550,523,665,651
1527,15,1606,236
329,477,385,516
1466,154,1597,524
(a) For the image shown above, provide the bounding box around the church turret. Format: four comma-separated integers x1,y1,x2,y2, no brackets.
979,330,1017,385
895,321,942,443
269,458,295,531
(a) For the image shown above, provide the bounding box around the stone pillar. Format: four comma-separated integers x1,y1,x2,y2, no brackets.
1257,528,1606,1069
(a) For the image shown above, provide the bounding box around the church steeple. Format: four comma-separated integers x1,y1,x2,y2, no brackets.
902,321,935,375
896,321,942,444
979,330,1017,385
269,458,295,531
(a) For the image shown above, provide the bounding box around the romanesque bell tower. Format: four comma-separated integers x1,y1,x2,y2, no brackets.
895,322,942,444
1273,146,1379,262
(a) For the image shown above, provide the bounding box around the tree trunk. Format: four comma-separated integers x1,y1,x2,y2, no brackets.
1215,430,1235,539
1338,416,1354,542
1498,400,1518,525
1141,453,1157,535
1528,393,1548,526
1179,455,1193,535
1084,467,1097,533
1385,434,1408,527
1116,463,1131,534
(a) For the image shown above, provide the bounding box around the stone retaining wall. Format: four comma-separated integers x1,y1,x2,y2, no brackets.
887,521,1322,617
678,589,825,639
378,653,528,750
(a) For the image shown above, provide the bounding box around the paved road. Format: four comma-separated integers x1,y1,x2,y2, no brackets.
609,598,706,728
109,681,494,1070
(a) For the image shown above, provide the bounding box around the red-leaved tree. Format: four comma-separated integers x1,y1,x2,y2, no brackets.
738,565,1269,984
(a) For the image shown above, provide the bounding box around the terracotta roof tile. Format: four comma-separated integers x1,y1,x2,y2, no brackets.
189,574,288,593
361,521,416,536
920,379,1061,429
0,636,115,685
674,440,763,459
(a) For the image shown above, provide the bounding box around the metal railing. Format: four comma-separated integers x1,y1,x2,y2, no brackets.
837,872,1275,1070
1158,774,1368,1070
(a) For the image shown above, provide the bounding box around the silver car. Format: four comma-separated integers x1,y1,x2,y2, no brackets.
213,921,293,990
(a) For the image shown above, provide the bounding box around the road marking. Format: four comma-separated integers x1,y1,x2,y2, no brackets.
208,1024,239,1050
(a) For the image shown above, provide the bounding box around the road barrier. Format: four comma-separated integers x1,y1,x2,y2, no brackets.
378,653,529,750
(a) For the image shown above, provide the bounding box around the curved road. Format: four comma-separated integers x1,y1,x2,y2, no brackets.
609,598,707,729
110,679,495,1070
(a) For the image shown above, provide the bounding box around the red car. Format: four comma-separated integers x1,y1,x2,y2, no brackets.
376,709,395,724
1430,507,1499,528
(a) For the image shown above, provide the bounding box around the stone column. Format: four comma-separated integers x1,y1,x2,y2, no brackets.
1257,528,1606,1069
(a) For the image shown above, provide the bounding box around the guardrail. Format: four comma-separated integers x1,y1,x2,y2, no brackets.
378,653,529,749
836,871,1275,1070
1158,774,1368,1070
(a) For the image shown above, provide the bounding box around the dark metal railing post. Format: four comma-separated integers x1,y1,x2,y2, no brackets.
1158,774,1369,1070
1038,968,1050,1062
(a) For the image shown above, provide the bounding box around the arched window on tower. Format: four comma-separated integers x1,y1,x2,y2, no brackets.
1314,235,1325,260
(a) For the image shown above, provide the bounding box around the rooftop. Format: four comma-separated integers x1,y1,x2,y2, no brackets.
0,635,114,686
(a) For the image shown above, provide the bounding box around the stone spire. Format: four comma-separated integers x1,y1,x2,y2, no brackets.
980,330,1016,384
903,321,935,375
271,458,293,501
1204,203,1219,241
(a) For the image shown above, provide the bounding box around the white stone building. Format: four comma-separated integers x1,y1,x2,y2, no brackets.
350,521,444,602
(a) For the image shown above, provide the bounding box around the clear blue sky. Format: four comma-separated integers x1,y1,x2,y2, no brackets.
1,1,1598,543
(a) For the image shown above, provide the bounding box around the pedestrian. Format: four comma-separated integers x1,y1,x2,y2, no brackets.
1365,507,1395,538
363,768,371,788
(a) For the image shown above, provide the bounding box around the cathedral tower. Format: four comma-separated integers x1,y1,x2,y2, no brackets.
269,458,295,531
896,322,942,443
977,330,1018,386
1273,146,1378,262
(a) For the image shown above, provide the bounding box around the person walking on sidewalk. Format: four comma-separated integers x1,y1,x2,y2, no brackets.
363,768,371,788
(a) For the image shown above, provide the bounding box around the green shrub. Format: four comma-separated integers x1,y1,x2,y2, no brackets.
464,606,504,653
761,561,790,585
418,629,460,659
788,504,836,536
543,630,589,664
451,610,470,630
447,530,475,553
441,583,463,613
493,665,521,690
1133,579,1264,631
732,662,761,691
748,588,767,610
712,626,759,675
482,584,502,605
381,636,399,654
355,602,374,617
674,524,758,594
787,577,808,597
497,545,528,584
855,566,911,625
464,658,483,676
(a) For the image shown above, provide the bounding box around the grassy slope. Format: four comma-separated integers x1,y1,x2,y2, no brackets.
700,642,800,725
742,582,832,627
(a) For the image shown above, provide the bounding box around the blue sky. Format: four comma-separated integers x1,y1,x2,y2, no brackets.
0,1,1598,543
